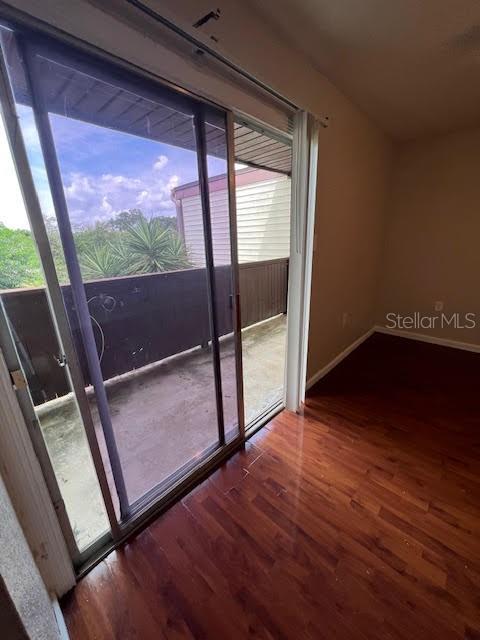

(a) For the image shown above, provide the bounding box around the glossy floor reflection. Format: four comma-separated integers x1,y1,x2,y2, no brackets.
62,333,480,639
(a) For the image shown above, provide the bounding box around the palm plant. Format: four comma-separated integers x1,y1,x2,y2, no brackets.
79,242,127,279
76,216,191,280
161,230,191,271
123,218,191,274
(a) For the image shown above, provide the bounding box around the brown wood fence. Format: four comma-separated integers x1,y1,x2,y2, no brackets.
1,258,288,404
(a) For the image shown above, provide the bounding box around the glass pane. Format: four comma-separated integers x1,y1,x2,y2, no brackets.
0,70,109,551
233,124,291,425
35,52,221,506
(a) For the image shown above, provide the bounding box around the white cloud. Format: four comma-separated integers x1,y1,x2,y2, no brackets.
1,105,181,233
136,190,149,206
100,196,114,216
65,173,95,199
166,175,179,191
62,157,179,226
0,104,56,231
153,155,168,171
0,116,30,230
100,174,141,189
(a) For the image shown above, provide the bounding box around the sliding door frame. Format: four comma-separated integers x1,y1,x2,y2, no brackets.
230,110,294,433
228,109,319,419
0,9,318,577
0,42,120,566
226,110,246,439
0,20,247,571
19,35,131,522
194,105,226,446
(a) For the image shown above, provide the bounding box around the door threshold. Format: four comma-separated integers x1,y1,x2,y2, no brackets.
74,434,244,581
245,399,285,439
73,403,284,581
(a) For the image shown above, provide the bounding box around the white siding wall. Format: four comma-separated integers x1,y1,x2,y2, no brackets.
236,176,291,263
181,175,291,266
182,190,231,266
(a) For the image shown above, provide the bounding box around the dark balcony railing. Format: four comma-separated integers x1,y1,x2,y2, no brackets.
1,258,288,404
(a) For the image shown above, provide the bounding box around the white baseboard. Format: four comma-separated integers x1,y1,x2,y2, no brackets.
306,327,374,390
374,325,480,353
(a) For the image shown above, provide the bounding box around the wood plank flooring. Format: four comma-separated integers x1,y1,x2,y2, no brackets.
62,333,480,639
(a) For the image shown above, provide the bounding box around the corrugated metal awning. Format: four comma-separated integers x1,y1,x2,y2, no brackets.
3,29,291,175
234,120,292,175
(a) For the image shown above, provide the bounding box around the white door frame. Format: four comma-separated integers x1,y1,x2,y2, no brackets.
285,112,319,411
0,343,75,596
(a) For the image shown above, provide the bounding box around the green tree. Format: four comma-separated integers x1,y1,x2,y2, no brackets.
0,212,189,286
74,221,123,280
79,242,127,280
73,221,119,254
44,217,68,283
108,209,145,232
0,223,44,289
154,215,177,232
108,210,178,233
76,218,190,279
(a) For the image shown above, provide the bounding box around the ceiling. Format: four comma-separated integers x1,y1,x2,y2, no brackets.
249,0,480,139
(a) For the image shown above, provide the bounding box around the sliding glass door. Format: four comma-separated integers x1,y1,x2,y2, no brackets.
0,25,243,563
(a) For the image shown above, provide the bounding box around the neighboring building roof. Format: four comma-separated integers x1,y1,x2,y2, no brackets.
172,167,284,200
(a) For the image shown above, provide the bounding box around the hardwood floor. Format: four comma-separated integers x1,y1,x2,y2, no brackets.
62,333,480,639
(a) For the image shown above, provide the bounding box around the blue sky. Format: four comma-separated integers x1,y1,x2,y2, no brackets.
1,104,226,230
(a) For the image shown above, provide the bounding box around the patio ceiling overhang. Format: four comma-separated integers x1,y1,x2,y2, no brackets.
232,120,292,175
3,28,292,175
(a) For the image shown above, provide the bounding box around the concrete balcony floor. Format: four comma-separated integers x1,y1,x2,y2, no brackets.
36,314,287,550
